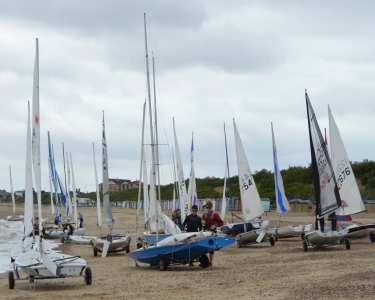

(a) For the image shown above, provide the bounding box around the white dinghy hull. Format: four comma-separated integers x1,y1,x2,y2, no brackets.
303,229,349,251
91,235,131,256
235,227,277,248
276,224,313,239
7,215,24,221
14,250,87,277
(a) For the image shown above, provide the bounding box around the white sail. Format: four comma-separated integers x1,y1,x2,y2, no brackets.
31,38,42,234
272,123,291,215
24,102,34,236
161,213,181,235
173,118,189,223
143,157,150,225
102,112,114,231
93,143,102,229
186,133,197,209
329,106,366,216
306,93,341,216
148,162,162,232
233,119,264,221
9,166,16,215
70,153,78,227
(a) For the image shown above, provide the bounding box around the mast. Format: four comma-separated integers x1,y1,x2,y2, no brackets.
31,38,42,242
152,55,161,236
135,102,146,249
144,13,158,242
171,147,178,211
223,122,233,223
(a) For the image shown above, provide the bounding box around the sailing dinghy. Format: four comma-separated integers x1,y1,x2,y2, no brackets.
91,112,131,257
328,106,375,241
9,39,91,289
232,119,277,248
220,122,268,236
6,166,24,221
271,123,312,240
302,92,350,251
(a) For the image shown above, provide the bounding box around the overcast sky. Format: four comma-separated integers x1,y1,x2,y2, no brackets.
1,1,375,195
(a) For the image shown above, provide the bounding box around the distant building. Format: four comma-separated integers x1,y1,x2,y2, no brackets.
99,179,140,194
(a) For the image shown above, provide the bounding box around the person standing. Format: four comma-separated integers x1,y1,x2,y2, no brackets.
182,205,202,233
201,200,223,266
79,212,83,228
182,204,202,266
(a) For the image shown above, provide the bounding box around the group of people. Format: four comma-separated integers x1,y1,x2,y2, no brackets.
172,200,223,266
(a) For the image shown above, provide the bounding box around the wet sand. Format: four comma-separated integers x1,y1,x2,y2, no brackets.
1,203,375,300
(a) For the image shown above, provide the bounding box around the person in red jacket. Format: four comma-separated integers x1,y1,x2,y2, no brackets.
201,200,223,266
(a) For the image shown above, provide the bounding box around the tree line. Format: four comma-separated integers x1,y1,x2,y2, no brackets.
6,159,375,205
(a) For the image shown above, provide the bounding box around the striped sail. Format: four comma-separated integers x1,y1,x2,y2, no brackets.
272,123,291,214
329,106,365,216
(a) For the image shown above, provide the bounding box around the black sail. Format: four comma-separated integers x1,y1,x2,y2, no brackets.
306,92,341,216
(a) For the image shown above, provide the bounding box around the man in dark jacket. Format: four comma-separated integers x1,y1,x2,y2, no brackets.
182,205,202,266
182,205,202,233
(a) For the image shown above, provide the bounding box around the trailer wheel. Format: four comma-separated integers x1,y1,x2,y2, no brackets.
93,248,98,256
159,259,168,271
125,245,130,253
302,240,308,252
199,254,210,268
301,233,305,240
84,267,92,285
345,238,350,250
236,240,242,248
8,272,15,289
370,233,375,243
269,236,275,246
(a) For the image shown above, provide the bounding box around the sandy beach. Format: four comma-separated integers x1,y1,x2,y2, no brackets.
1,203,375,300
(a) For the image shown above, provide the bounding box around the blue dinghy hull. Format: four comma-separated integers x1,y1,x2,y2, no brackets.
127,235,235,267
